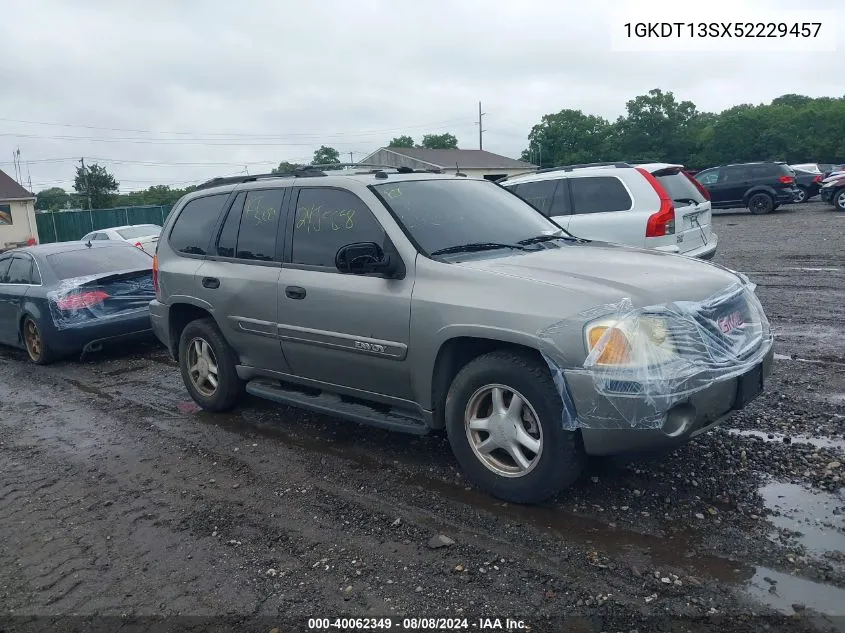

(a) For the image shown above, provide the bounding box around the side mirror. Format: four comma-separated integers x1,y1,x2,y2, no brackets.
335,242,396,276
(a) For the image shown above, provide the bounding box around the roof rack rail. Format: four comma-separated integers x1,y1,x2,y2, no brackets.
195,167,326,191
535,161,632,174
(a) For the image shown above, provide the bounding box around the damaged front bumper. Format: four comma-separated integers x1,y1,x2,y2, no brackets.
539,277,774,455
569,346,773,455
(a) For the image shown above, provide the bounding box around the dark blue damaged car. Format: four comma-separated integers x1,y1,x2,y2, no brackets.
0,241,156,364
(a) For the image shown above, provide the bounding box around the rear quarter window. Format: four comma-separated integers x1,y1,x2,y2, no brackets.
169,194,229,256
47,245,152,280
569,176,632,214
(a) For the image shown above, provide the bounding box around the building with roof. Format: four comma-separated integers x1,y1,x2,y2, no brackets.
359,147,535,181
0,169,38,250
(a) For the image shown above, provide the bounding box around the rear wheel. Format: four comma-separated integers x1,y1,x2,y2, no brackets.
445,350,586,504
22,317,55,365
793,186,808,204
748,193,774,215
178,318,244,411
835,189,845,212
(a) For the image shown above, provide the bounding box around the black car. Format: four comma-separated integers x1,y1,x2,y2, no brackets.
694,162,799,214
0,241,156,364
792,168,824,203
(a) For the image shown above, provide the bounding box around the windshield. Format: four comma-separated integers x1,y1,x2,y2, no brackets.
116,225,161,239
372,179,565,256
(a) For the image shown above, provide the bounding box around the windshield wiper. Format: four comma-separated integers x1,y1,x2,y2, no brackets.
518,233,569,245
674,198,699,206
430,242,529,256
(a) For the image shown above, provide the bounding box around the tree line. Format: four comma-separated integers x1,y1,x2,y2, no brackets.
520,90,845,169
34,91,844,211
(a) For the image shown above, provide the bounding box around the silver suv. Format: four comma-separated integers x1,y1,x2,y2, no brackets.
501,162,718,259
150,166,772,503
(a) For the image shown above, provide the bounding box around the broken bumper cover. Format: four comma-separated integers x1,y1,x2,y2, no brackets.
539,277,774,451
572,345,773,455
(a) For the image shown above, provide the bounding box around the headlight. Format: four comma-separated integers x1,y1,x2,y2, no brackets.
585,315,676,367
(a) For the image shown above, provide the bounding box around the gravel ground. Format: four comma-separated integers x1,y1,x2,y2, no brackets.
1,200,843,633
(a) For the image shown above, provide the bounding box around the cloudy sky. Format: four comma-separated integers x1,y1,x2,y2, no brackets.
0,0,840,194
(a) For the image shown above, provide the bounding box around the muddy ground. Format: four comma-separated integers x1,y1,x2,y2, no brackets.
1,200,843,633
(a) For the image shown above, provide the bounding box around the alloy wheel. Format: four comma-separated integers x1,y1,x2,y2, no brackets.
187,337,219,396
24,319,42,362
464,384,543,478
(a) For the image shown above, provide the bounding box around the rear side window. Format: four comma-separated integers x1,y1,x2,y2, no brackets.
6,257,33,284
216,189,284,261
169,194,229,256
291,188,385,268
48,245,152,280
569,176,632,214
655,173,705,205
509,180,557,215
0,258,11,283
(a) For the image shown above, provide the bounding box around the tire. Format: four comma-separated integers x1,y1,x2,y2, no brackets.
747,192,774,215
793,187,808,204
178,317,244,411
445,350,586,504
835,189,845,212
21,316,55,365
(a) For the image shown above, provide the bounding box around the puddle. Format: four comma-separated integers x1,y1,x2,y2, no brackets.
728,429,845,451
759,482,845,557
744,566,845,616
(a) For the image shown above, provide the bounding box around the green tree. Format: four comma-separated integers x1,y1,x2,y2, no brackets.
614,88,702,164
388,135,415,148
421,133,458,149
73,163,118,209
35,187,70,211
520,109,614,168
272,161,304,174
311,145,341,169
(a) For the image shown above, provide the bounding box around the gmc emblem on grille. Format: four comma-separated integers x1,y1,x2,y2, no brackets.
717,311,744,334
354,341,386,354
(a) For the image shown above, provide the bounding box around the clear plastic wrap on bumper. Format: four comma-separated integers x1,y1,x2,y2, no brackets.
47,272,155,331
538,280,773,431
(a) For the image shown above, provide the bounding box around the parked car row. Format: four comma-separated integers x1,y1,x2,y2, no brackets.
0,167,774,504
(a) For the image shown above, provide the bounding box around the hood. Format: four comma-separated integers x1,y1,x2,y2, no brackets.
456,241,742,307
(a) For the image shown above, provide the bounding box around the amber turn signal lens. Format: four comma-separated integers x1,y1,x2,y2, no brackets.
588,326,632,365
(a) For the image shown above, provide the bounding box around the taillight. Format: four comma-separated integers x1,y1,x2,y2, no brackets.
134,242,144,249
56,290,109,311
684,171,711,201
813,175,822,183
636,167,675,237
152,254,160,296
779,175,795,184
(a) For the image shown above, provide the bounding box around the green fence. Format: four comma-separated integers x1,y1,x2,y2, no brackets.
35,205,172,244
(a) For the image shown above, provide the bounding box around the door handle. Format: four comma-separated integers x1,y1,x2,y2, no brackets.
285,286,306,300
202,277,220,289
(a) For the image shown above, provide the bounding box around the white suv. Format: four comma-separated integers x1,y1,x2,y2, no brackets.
500,162,718,260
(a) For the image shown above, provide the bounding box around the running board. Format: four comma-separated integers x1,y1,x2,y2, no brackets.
245,380,430,435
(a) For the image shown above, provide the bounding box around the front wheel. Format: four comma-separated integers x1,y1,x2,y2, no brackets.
748,193,774,215
178,318,244,411
445,351,586,504
835,189,845,212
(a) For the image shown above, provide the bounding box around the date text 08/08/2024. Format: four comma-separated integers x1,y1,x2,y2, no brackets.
307,617,528,630
623,22,822,38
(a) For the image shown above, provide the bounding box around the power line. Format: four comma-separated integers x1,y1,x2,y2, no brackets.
0,116,476,139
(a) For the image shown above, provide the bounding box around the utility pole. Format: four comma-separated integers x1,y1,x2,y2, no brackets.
79,157,92,210
477,101,486,150
349,152,354,164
